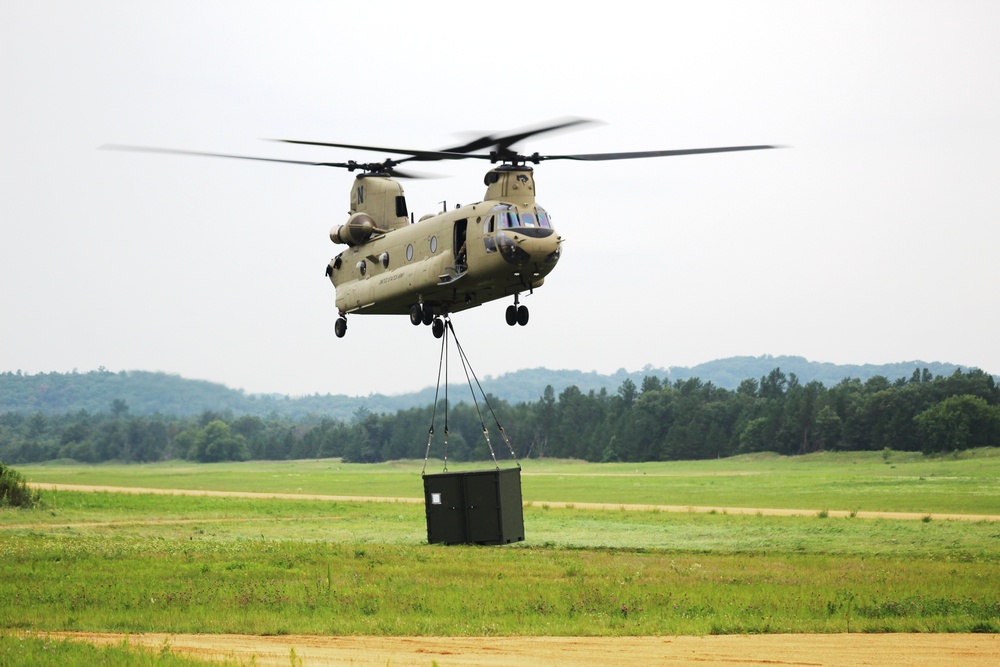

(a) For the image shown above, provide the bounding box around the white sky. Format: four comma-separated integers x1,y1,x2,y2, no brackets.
2,1,998,397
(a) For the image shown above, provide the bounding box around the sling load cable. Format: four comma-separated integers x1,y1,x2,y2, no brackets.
422,319,450,476
422,317,520,475
446,318,521,470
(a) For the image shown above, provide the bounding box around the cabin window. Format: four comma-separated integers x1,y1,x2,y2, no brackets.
430,236,438,253
357,260,367,276
406,243,414,261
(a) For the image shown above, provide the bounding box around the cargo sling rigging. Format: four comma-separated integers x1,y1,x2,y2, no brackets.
421,317,521,476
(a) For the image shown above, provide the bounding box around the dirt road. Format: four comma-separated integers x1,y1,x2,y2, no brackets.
47,631,1000,666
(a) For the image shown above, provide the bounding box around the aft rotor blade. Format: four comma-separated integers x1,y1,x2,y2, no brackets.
272,139,467,162
101,144,354,168
538,145,779,161
101,144,436,178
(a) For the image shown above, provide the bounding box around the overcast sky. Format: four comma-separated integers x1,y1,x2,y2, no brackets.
2,1,998,398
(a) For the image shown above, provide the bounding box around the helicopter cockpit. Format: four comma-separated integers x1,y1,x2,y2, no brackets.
482,203,561,269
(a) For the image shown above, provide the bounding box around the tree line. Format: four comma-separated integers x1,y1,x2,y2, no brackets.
1,367,998,466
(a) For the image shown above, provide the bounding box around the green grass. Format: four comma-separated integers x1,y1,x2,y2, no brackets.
3,452,999,639
20,448,1000,515
3,532,997,636
2,491,997,556
0,632,222,666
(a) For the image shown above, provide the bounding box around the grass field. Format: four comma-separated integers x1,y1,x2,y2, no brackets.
0,633,218,667
2,450,999,649
16,447,1000,514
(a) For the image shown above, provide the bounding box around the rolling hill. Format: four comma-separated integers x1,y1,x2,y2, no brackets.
2,356,989,420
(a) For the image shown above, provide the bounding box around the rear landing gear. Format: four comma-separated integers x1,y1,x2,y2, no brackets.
334,316,347,338
410,303,438,327
411,303,446,338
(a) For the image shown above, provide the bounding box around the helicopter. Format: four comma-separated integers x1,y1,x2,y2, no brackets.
105,119,775,339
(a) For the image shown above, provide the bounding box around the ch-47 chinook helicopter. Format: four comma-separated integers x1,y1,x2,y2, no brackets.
106,119,774,339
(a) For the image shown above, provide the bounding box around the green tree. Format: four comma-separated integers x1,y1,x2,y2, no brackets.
739,417,772,453
915,395,1000,453
640,375,662,394
0,461,40,508
618,378,638,408
812,405,842,450
189,421,249,462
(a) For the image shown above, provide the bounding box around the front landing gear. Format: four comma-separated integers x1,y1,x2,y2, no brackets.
334,316,347,338
505,294,529,326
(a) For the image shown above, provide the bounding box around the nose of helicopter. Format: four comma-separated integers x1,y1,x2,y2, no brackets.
496,228,562,269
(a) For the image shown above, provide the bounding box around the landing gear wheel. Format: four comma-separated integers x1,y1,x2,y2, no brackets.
422,305,435,326
409,304,423,326
516,305,529,326
334,317,347,338
432,318,445,339
505,305,518,326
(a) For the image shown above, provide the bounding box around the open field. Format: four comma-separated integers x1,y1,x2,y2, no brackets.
17,448,1000,514
3,452,999,664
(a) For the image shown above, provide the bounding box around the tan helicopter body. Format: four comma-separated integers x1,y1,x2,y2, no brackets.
328,167,558,337
104,119,774,339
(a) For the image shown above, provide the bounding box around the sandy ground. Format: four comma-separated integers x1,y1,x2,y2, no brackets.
21,483,1000,665
44,631,1000,666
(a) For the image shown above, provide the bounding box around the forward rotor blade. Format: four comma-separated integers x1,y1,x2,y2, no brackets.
537,145,779,161
274,117,599,163
441,117,598,154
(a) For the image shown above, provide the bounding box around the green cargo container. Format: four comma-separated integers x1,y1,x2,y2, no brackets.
423,467,524,545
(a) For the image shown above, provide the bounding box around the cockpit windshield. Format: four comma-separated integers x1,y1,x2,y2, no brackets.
485,204,553,232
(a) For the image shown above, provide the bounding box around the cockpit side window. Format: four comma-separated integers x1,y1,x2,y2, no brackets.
484,214,495,233
536,206,551,228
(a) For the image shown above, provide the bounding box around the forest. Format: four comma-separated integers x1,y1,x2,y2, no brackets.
1,367,998,465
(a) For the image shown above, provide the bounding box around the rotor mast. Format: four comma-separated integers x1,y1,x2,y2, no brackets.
483,165,536,207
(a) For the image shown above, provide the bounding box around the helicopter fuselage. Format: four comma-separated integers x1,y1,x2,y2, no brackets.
327,166,561,326
106,119,774,339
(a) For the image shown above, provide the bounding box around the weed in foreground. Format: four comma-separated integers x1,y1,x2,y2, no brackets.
0,632,228,666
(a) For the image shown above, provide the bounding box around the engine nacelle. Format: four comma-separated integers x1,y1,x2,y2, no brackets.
330,213,381,246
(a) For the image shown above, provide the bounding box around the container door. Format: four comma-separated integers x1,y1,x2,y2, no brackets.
424,474,466,544
463,472,502,544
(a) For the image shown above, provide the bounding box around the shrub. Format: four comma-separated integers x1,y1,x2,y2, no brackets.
0,461,41,508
